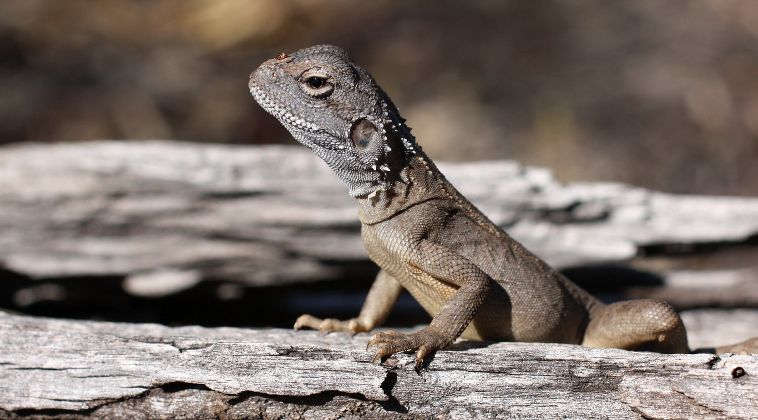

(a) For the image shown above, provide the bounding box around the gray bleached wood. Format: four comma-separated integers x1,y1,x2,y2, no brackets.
1,310,757,419
2,140,758,293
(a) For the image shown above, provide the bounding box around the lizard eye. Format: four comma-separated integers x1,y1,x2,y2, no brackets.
299,68,334,98
306,77,325,88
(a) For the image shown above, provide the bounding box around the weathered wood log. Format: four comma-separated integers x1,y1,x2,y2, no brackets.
1,310,757,419
2,141,758,296
628,267,758,309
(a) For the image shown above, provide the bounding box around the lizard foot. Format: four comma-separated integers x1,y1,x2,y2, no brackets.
293,314,367,335
367,326,450,371
716,337,758,355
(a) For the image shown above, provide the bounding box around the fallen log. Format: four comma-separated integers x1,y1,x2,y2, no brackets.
1,140,758,293
1,310,757,419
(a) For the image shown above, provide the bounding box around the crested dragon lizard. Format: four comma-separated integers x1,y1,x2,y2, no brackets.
249,44,757,369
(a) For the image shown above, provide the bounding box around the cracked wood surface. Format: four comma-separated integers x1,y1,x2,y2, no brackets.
2,141,758,296
2,310,758,419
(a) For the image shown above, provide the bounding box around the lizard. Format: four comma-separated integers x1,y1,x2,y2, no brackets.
248,44,758,369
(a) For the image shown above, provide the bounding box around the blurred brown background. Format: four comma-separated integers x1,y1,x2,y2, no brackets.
2,0,758,195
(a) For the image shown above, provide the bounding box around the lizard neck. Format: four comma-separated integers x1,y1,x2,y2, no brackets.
357,149,507,241
356,151,453,225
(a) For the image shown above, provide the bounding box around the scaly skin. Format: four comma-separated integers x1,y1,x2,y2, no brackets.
249,45,756,369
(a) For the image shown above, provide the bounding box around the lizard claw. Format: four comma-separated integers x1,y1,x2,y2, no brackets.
366,327,450,369
367,330,403,352
414,344,434,372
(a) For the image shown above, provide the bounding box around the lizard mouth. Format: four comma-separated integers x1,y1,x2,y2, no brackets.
249,81,321,133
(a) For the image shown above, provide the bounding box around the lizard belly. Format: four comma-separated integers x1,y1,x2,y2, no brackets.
363,220,518,342
361,207,584,344
398,271,515,341
368,244,515,341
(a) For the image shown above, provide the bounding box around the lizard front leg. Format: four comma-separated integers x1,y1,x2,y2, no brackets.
294,270,402,335
367,240,491,370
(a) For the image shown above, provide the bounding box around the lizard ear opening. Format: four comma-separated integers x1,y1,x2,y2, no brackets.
350,118,377,150
350,118,384,165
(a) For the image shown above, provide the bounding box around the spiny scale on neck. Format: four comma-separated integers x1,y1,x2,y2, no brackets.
366,91,422,198
372,97,505,238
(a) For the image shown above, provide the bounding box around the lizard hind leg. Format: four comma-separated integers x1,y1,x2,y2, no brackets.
581,299,689,353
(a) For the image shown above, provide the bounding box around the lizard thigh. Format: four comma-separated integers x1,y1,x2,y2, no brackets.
581,299,688,353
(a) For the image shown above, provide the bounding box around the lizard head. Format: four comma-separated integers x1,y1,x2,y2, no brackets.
249,44,418,198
